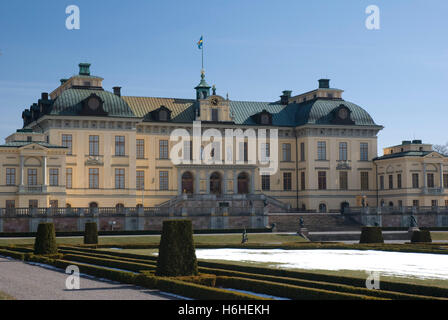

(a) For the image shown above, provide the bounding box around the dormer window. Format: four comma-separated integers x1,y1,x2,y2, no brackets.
159,109,168,121
261,114,270,125
211,109,218,121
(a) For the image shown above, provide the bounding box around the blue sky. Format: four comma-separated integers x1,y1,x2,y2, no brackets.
0,0,447,152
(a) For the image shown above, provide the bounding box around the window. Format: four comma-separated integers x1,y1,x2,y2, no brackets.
211,108,218,121
339,171,348,190
159,109,168,121
380,176,384,190
445,200,448,207
261,143,270,162
29,200,38,208
260,113,270,125
49,168,59,186
6,200,15,209
413,200,419,207
388,175,393,189
183,141,192,161
397,174,402,189
432,200,438,207
62,134,72,155
115,168,125,189
115,136,125,156
66,168,72,189
300,172,305,190
89,168,99,189
261,175,270,191
159,140,168,159
136,139,145,159
283,172,292,191
282,143,291,161
317,141,326,160
50,200,58,208
28,169,37,186
159,171,169,190
136,171,145,190
361,172,369,191
360,143,369,161
300,142,305,161
339,142,347,161
412,173,419,188
238,142,248,162
444,174,448,188
318,171,327,190
6,168,15,186
398,200,403,208
89,135,99,156
427,173,434,188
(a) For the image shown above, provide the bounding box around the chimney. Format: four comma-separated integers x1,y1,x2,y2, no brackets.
113,86,121,97
41,92,49,100
280,90,292,105
79,63,91,76
318,79,330,89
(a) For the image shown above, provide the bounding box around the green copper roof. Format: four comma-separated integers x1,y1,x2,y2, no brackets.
0,141,67,149
294,99,377,126
51,88,136,117
373,151,435,161
229,101,297,126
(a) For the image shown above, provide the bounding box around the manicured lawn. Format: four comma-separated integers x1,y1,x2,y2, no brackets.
0,232,307,246
431,232,448,241
0,291,15,300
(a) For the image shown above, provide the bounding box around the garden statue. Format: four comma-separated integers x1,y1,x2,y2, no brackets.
409,215,418,228
299,217,304,228
241,229,248,244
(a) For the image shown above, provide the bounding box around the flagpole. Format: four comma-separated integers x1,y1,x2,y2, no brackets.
201,35,204,70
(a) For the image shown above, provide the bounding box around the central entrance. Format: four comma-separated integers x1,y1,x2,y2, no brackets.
181,171,194,194
210,172,222,195
237,172,249,194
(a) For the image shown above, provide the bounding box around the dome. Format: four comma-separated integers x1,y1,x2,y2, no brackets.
294,99,377,126
50,88,136,117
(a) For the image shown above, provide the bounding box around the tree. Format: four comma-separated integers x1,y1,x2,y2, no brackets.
433,143,448,156
34,223,58,255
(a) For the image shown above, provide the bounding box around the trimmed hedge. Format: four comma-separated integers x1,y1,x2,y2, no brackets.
34,223,58,255
84,222,98,245
411,230,432,243
0,249,26,260
359,226,384,244
63,253,155,273
156,219,198,276
199,260,448,298
216,276,384,300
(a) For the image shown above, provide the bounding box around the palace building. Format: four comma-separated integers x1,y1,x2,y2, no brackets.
0,63,446,213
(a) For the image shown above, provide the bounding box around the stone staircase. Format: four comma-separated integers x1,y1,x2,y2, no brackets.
270,213,363,232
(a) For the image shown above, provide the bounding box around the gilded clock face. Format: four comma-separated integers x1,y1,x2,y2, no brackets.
338,108,348,120
88,97,100,110
211,98,219,106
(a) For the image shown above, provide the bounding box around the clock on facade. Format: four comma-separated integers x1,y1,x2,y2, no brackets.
338,108,348,120
211,98,219,106
88,97,100,110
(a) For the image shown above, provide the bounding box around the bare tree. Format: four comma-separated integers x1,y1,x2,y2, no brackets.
433,143,448,155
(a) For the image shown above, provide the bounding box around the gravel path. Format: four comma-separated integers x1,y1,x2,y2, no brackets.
0,257,173,300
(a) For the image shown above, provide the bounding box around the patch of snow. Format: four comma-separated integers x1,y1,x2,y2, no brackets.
195,249,448,281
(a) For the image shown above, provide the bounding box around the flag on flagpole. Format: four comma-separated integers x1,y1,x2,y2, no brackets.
197,36,203,49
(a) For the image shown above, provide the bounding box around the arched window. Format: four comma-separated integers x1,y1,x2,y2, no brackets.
237,172,249,194
210,172,222,195
116,203,124,214
181,171,194,194
319,203,327,213
159,109,168,121
89,202,98,208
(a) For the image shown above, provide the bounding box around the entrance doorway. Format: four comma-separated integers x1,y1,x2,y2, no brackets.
210,172,222,195
237,172,249,194
181,171,194,194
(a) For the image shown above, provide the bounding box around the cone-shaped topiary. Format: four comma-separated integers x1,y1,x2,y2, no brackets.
84,222,98,244
34,222,58,255
359,226,384,243
411,230,432,243
156,219,198,277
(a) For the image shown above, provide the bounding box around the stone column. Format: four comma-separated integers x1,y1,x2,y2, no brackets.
195,169,200,194
177,168,182,195
223,170,228,194
440,163,444,191
19,155,24,186
206,170,210,193
42,155,47,188
423,163,427,190
251,168,255,193
233,170,237,194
